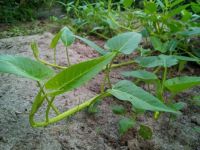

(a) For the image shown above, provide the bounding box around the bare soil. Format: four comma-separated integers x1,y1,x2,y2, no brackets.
0,32,199,150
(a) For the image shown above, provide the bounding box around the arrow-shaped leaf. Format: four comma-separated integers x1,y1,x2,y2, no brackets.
164,76,200,93
45,52,116,96
108,80,179,114
0,55,54,81
105,32,142,54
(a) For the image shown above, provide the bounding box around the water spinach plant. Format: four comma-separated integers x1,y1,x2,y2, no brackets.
0,28,199,137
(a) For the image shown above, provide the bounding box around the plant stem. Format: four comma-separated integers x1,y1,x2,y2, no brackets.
108,0,112,12
40,58,135,71
38,58,67,69
153,67,161,74
37,82,60,115
108,14,137,31
106,56,117,89
46,96,55,122
182,49,200,65
66,47,71,66
106,66,112,88
111,60,135,68
30,92,110,127
155,80,163,101
161,67,167,101
75,0,80,7
53,48,56,64
100,72,107,93
91,31,109,40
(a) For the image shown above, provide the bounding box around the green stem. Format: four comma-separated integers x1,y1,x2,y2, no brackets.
38,56,135,71
38,58,67,69
106,65,112,89
106,56,117,88
156,22,160,33
30,92,110,127
66,47,71,66
153,67,161,74
111,60,135,68
37,82,60,115
54,48,56,64
75,0,80,7
183,49,200,65
161,67,167,100
101,72,107,93
46,96,55,122
108,0,112,12
155,80,163,101
108,15,136,31
91,31,109,40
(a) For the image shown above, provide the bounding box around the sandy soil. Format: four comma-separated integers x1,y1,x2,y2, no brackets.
0,32,199,150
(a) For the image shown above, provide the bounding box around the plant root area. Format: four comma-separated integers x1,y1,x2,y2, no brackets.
0,33,199,150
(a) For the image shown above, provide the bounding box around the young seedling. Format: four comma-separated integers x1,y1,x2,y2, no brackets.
0,30,180,139
50,27,75,66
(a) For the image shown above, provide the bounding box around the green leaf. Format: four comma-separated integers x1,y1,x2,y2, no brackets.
192,49,200,58
122,70,157,80
0,55,54,81
111,105,125,115
164,40,178,52
193,127,200,133
119,117,135,135
150,36,166,53
140,28,149,38
45,52,116,96
31,42,39,59
179,27,200,36
135,56,161,68
158,54,178,67
61,27,75,46
170,0,184,8
192,95,200,107
50,30,62,48
30,90,45,119
191,2,200,13
169,102,187,111
139,125,153,140
75,35,107,55
120,0,133,8
164,76,200,93
105,32,142,54
156,0,165,9
108,80,179,114
174,55,200,62
150,37,177,53
144,2,157,13
29,89,46,126
181,10,192,22
104,16,119,30
167,4,190,18
135,55,178,68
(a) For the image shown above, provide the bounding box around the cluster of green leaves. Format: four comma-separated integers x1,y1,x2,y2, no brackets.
0,26,200,139
135,0,200,58
51,0,200,70
54,0,140,38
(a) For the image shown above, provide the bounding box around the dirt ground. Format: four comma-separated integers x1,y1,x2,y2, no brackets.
0,32,199,150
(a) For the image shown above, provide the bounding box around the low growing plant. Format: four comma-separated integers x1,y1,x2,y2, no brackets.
1,28,199,138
